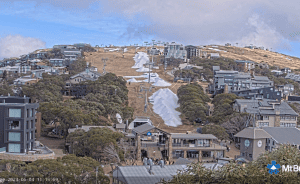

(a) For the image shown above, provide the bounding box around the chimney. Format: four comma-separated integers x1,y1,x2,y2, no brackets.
224,84,229,94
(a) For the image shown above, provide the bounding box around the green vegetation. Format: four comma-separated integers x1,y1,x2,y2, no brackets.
202,124,228,140
167,145,300,184
66,127,124,163
177,83,210,123
0,82,13,96
21,72,133,136
0,155,109,184
189,57,240,80
210,93,242,124
68,58,87,75
22,73,65,102
254,66,300,94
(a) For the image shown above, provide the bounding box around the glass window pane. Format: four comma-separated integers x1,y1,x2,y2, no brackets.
9,132,21,141
9,109,21,118
8,144,20,153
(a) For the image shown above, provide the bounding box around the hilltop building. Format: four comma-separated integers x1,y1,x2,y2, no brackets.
164,42,187,60
233,99,298,127
235,127,300,161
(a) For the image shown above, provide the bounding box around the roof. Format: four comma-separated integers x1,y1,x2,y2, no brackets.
113,165,187,184
234,127,272,139
254,76,270,81
171,133,217,140
174,157,193,165
213,66,220,71
262,127,300,145
235,60,255,63
132,124,155,135
235,99,298,116
116,124,126,129
68,126,115,134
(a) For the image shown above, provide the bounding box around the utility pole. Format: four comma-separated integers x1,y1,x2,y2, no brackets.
96,166,99,184
102,58,108,74
144,41,148,51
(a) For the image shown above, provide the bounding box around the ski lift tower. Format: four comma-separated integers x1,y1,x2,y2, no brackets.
134,44,138,54
144,41,148,51
102,58,108,74
139,86,155,113
145,61,154,83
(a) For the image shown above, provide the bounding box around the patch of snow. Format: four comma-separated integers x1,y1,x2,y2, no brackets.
132,52,149,68
116,113,122,124
136,67,152,72
152,79,172,87
124,48,128,52
149,88,182,127
127,78,138,83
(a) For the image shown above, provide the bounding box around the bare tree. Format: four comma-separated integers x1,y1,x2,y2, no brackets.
102,143,120,163
221,113,252,139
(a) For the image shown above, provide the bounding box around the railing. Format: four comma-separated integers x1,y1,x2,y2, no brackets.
172,143,181,147
141,142,159,147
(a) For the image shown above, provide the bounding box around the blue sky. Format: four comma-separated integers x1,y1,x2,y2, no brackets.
0,0,300,59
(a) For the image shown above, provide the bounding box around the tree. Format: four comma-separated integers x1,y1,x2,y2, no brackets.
69,58,87,75
167,145,300,183
0,155,110,184
177,83,210,123
210,93,242,124
221,113,252,139
202,124,229,140
67,127,124,162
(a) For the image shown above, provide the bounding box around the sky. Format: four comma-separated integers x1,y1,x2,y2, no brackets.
1,0,300,59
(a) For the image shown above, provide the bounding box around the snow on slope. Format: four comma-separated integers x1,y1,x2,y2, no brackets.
149,88,182,127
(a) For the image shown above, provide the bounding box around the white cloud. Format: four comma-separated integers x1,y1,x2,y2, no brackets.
2,0,300,50
0,35,46,59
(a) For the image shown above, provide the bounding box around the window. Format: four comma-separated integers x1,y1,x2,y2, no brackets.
8,121,20,130
27,132,29,141
196,139,203,147
31,131,33,139
249,154,253,158
8,144,20,153
31,120,34,129
8,132,21,141
203,139,210,147
31,109,34,117
26,121,29,129
264,116,269,120
9,109,21,118
258,122,269,127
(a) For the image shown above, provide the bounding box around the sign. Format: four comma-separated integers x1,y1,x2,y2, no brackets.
147,132,152,136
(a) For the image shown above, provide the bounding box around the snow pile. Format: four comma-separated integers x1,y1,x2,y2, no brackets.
136,66,152,72
132,52,149,69
127,78,139,83
149,88,182,127
124,48,128,52
152,79,172,87
116,113,122,124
